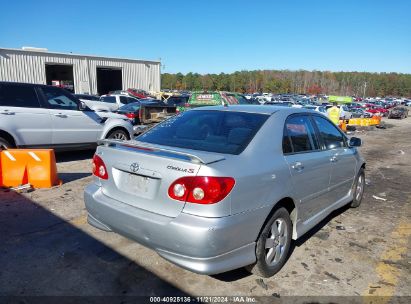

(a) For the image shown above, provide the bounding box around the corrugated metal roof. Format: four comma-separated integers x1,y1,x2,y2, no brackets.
0,47,161,64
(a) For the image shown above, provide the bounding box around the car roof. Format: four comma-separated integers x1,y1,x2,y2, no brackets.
193,105,313,115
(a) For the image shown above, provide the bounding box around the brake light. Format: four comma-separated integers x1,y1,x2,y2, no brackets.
92,154,108,180
168,176,235,204
125,113,136,119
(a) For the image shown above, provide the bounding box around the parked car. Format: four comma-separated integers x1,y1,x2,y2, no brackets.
179,91,247,112
115,99,176,126
164,95,189,107
75,94,118,112
349,108,372,118
303,105,327,115
74,94,100,101
127,88,151,99
100,94,140,109
84,105,365,277
388,107,409,119
364,104,389,116
0,82,133,150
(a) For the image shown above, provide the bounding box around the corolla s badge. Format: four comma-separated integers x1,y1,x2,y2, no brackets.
130,163,140,173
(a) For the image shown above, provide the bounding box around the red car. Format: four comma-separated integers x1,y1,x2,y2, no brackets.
127,88,150,99
365,105,389,116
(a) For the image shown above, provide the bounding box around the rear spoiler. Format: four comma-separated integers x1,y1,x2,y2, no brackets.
97,139,225,165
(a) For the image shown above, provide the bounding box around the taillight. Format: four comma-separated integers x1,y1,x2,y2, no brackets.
125,113,136,119
92,154,108,180
184,103,190,108
168,176,235,204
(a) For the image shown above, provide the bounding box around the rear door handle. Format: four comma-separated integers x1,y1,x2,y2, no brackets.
54,113,67,118
0,110,15,115
291,161,304,171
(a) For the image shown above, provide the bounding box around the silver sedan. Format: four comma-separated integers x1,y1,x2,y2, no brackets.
84,105,365,277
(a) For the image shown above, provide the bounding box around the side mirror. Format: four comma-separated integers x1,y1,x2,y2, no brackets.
349,137,362,147
79,101,87,111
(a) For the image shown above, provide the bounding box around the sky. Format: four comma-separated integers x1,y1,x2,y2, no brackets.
1,0,410,74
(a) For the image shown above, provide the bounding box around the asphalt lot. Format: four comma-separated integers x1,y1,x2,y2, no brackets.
0,117,410,300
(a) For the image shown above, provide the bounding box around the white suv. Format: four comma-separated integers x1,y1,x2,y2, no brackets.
0,82,134,150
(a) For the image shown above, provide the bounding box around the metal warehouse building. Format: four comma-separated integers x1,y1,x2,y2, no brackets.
0,47,161,95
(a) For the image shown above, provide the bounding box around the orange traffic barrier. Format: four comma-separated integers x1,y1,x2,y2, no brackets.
0,149,60,188
338,120,347,132
348,117,381,126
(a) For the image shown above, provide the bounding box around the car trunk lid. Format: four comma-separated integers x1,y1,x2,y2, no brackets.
95,140,225,217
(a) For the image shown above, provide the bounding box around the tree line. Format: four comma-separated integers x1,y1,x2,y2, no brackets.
161,70,411,97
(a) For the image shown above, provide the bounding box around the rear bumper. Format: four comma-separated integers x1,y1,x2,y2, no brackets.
84,184,257,275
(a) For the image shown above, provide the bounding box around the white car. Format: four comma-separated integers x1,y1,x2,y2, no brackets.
304,105,327,115
75,94,118,112
100,94,140,109
0,82,134,150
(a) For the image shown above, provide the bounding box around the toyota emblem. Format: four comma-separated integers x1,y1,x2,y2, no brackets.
130,163,140,173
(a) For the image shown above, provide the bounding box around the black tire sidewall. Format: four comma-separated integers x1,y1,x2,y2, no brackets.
0,137,12,150
351,168,365,208
254,207,292,277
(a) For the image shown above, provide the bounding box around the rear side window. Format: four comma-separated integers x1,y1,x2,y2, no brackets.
0,84,40,108
100,96,116,104
138,110,269,155
120,96,129,104
41,86,78,110
283,115,319,154
312,116,346,149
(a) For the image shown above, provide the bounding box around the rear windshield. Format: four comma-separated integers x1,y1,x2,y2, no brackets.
119,102,140,111
138,110,269,155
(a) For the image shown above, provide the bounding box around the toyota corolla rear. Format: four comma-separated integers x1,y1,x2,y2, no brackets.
84,107,273,274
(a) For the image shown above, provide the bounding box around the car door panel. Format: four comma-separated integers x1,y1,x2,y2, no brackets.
328,148,357,202
311,115,357,205
49,109,103,144
39,86,103,145
282,114,331,221
284,151,331,220
0,84,52,146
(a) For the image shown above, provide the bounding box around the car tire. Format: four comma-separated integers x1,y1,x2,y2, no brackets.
246,207,292,278
0,136,13,150
350,168,365,208
106,129,129,141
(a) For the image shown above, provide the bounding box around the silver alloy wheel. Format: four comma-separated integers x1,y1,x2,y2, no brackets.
110,132,127,140
356,174,364,201
265,218,288,266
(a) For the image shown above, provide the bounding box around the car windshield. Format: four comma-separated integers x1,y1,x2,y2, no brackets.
138,110,269,155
